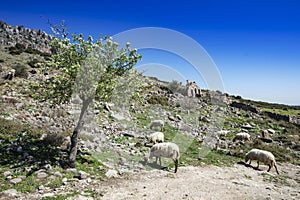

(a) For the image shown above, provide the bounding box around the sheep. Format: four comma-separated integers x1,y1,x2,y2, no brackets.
233,132,250,142
217,130,230,137
144,142,180,173
149,120,164,131
245,148,279,174
148,131,164,144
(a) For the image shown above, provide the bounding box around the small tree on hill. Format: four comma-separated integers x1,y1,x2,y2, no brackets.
31,26,142,167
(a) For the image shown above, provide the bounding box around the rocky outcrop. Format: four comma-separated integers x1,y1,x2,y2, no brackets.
289,115,300,125
0,21,52,53
230,101,260,114
263,111,289,122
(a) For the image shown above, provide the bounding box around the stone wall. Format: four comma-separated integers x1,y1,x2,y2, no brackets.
230,101,260,114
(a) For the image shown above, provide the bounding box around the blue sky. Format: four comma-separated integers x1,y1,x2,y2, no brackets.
1,0,299,105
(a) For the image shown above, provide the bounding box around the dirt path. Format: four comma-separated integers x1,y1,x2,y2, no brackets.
100,163,299,200
1,163,299,200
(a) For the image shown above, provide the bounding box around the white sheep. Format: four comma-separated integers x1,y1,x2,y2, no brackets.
217,130,230,137
245,148,279,174
233,132,250,142
149,120,164,131
149,132,164,144
144,142,180,173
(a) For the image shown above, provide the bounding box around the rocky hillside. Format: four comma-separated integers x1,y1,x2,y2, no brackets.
0,22,299,199
0,21,52,53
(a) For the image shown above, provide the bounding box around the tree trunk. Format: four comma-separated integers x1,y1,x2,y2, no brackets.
68,100,90,168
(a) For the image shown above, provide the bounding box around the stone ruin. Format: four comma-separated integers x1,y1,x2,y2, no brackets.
185,80,201,97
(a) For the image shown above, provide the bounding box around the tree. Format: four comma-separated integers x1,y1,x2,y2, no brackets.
31,26,142,167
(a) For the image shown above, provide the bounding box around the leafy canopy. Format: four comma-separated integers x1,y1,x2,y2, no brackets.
31,32,142,105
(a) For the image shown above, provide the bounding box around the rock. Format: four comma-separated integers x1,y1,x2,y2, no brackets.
10,177,22,184
119,157,126,165
105,169,119,179
111,113,126,121
75,170,89,180
262,130,272,139
69,195,94,200
36,171,48,179
259,137,273,143
0,21,52,53
176,114,182,121
42,193,55,198
267,129,276,134
122,132,136,138
38,185,46,190
43,164,52,172
242,124,253,129
65,168,77,173
168,115,177,122
1,189,19,197
3,171,12,177
67,110,81,115
54,171,63,178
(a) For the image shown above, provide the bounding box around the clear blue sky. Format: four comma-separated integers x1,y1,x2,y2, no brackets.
1,0,299,105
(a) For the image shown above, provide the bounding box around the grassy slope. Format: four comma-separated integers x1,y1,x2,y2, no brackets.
0,46,299,196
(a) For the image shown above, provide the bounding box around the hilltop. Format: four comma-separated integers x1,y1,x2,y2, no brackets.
0,22,299,199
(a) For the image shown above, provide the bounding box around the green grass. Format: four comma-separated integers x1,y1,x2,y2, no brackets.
41,192,81,200
261,108,300,116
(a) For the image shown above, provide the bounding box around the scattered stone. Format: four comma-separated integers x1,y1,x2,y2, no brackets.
262,130,271,139
242,124,253,129
66,168,77,173
267,129,276,134
42,193,55,198
111,113,127,121
38,185,45,190
105,169,119,179
75,170,89,180
43,164,52,172
1,189,19,197
122,132,136,138
69,195,94,200
10,177,22,184
3,171,12,177
62,177,68,184
37,171,48,179
168,115,177,122
119,157,127,165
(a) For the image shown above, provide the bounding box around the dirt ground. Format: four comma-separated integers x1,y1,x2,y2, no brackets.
99,163,299,200
1,162,299,200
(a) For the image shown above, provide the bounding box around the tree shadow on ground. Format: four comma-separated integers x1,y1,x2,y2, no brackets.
0,133,69,175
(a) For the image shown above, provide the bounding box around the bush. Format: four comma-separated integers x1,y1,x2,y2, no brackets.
168,80,185,94
8,43,26,55
27,58,40,68
13,64,28,78
25,47,41,55
147,95,169,106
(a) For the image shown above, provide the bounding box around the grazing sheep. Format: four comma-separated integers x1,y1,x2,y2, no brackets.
217,130,230,137
233,132,250,142
150,120,164,131
149,132,164,144
144,142,180,173
245,148,279,174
